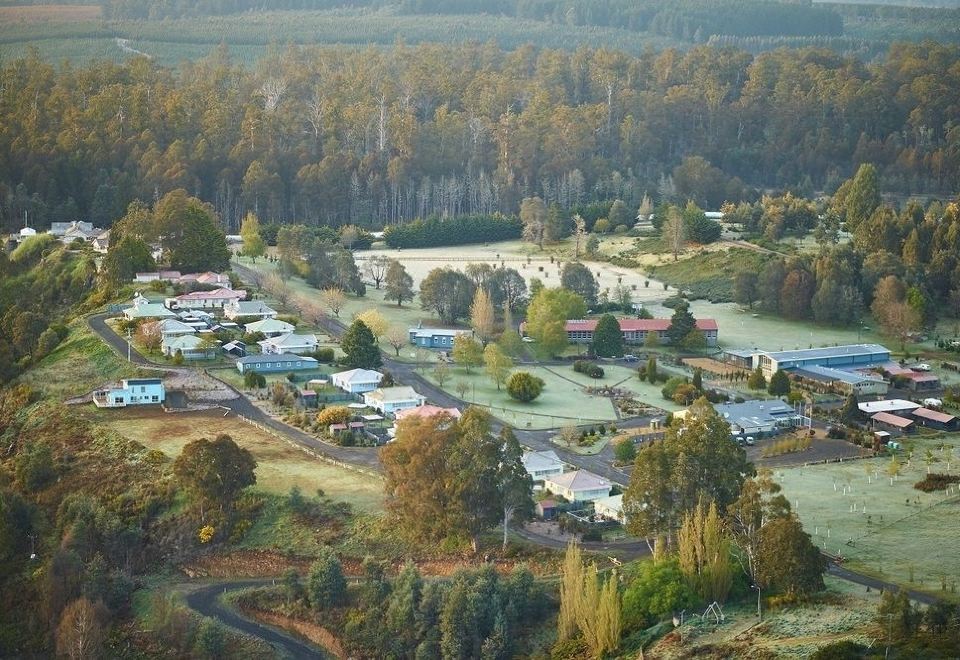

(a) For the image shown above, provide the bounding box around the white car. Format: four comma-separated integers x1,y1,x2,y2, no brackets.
521,336,536,343
915,363,932,371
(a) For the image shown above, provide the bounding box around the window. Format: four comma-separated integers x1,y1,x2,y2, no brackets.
141,386,146,393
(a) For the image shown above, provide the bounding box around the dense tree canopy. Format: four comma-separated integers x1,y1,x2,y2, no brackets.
3,41,960,236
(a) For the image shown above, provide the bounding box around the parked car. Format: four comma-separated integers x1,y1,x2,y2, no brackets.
745,436,756,446
915,363,932,371
521,336,536,343
623,354,639,362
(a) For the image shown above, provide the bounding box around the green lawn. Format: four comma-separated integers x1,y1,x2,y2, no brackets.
776,438,960,595
21,320,147,399
423,365,619,430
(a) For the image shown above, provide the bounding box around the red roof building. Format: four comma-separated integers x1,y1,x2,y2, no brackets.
535,317,719,347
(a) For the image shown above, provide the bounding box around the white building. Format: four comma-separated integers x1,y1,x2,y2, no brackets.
858,399,921,416
363,386,426,416
123,294,176,321
521,450,565,482
258,333,318,355
224,299,277,321
593,494,624,523
162,334,214,360
169,287,245,310
543,470,611,503
153,318,196,339
93,378,165,408
331,368,384,394
244,318,295,337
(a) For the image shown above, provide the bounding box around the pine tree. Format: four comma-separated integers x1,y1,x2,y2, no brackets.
768,369,791,396
748,366,766,390
592,313,624,357
341,319,382,369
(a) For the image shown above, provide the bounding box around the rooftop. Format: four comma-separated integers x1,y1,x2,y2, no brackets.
175,287,245,301
331,368,383,383
521,450,563,471
365,386,423,402
762,343,889,363
244,318,295,332
871,412,914,428
912,407,956,424
858,399,921,414
260,333,317,347
410,327,473,337
236,353,319,365
545,469,610,492
793,364,886,386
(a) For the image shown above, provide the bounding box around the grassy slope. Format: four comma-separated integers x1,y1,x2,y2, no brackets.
647,248,773,303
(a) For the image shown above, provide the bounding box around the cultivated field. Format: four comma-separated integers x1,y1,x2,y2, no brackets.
94,407,384,512
776,437,960,595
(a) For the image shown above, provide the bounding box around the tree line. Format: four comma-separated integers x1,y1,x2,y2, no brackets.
3,41,960,234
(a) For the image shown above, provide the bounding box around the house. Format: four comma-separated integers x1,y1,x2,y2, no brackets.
755,344,890,379
390,404,461,438
533,318,719,347
594,494,624,523
169,287,245,310
791,364,888,397
91,229,110,253
521,450,565,482
93,378,165,408
857,399,921,416
331,368,384,394
536,499,558,521
363,386,426,416
709,400,799,436
259,333,318,355
871,412,915,434
244,318,295,337
235,353,319,374
394,405,461,422
50,221,102,242
221,340,247,357
154,318,196,339
543,470,611,503
903,372,941,392
180,271,232,288
224,300,277,321
123,294,176,321
910,407,960,431
408,326,474,349
162,334,215,360
17,226,37,243
135,270,182,283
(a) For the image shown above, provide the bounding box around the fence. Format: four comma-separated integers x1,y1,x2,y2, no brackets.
237,414,383,481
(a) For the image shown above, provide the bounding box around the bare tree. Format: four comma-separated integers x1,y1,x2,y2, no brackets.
662,206,686,262
572,214,587,258
258,77,287,112
264,272,291,309
135,321,163,352
322,288,347,317
363,255,390,289
56,598,104,660
385,325,408,357
559,425,579,448
432,361,450,389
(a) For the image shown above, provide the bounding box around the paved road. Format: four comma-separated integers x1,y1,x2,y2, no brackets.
826,564,939,606
185,580,326,659
87,313,382,471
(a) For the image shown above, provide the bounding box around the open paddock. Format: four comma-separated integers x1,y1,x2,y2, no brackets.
0,5,102,22
90,407,384,512
775,441,960,595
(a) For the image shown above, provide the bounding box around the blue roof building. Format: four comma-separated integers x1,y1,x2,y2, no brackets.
236,353,319,374
755,344,891,377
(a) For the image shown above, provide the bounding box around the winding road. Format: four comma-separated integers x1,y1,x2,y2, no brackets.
185,580,327,659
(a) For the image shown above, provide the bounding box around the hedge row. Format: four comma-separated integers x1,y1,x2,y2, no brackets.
383,214,521,248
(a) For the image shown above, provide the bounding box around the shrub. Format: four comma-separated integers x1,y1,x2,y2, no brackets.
243,371,266,389
308,549,347,609
316,406,352,428
312,347,335,363
15,441,56,491
914,473,960,493
614,439,637,464
574,360,604,378
507,372,545,403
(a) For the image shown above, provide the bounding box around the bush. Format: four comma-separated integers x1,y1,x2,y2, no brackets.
913,473,960,493
312,347,335,363
383,213,521,248
15,441,56,491
573,360,604,378
308,549,347,609
316,406,352,428
506,372,545,403
243,371,266,389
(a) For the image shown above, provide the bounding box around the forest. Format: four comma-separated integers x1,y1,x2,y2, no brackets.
1,40,959,234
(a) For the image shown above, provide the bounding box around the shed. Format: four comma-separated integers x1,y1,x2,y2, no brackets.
536,499,558,521
910,407,959,431
871,411,915,434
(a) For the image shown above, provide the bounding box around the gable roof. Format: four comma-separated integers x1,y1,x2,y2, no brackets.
229,300,276,314
546,470,610,492
163,334,207,351
871,412,914,428
395,405,462,421
332,368,383,384
365,386,423,403
260,333,317,348
244,318,295,334
175,287,245,301
156,319,196,334
522,450,563,471
912,407,956,424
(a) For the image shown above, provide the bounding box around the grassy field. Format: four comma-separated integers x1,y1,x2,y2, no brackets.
776,435,960,594
647,248,774,303
20,319,147,399
92,407,384,512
